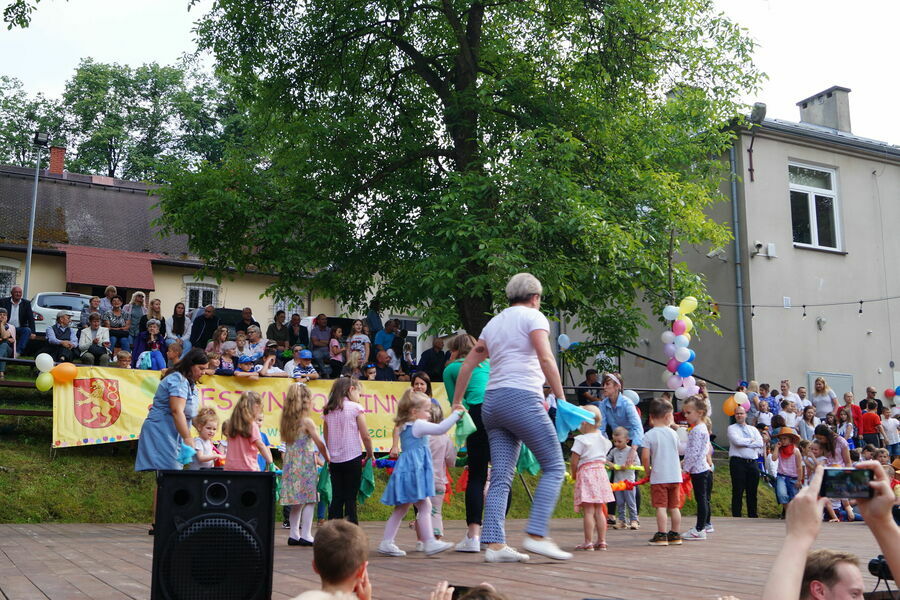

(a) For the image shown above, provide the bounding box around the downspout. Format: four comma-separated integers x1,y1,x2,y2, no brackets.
730,141,748,382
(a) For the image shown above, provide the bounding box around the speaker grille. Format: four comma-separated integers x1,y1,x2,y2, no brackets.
158,514,266,600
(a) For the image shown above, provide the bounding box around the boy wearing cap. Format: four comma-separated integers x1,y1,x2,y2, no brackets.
235,355,263,380
774,426,803,507
292,349,320,383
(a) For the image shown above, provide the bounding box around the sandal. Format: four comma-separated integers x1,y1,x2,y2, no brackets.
574,542,594,551
595,541,608,551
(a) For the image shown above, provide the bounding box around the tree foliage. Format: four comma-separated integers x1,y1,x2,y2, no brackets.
0,75,64,166
157,0,761,343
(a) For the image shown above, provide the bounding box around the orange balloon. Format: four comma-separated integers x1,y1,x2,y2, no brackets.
723,395,736,417
51,362,78,384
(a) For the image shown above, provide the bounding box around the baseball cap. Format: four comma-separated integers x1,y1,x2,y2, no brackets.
238,355,255,364
299,349,313,359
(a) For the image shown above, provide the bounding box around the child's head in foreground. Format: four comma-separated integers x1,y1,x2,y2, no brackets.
648,397,673,425
312,520,368,586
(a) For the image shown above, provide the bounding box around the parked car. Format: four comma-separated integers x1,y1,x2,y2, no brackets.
31,292,92,334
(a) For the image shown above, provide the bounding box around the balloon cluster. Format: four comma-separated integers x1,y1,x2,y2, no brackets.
722,391,750,417
660,296,700,401
33,353,77,391
884,387,900,399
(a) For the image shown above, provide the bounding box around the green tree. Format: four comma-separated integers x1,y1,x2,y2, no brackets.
158,0,761,343
0,75,65,166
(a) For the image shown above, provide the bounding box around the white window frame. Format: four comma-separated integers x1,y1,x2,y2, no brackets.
0,266,17,297
185,283,219,311
788,162,842,251
272,298,304,320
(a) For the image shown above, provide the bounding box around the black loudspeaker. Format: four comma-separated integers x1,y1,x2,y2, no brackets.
151,470,276,600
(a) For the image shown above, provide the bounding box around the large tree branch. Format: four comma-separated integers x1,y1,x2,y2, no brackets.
340,146,453,204
386,36,450,102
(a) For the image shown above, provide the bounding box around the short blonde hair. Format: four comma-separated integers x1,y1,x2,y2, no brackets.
505,273,542,303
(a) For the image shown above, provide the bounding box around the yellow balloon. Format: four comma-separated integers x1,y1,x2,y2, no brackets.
679,296,698,315
35,371,54,392
682,315,693,333
684,332,691,342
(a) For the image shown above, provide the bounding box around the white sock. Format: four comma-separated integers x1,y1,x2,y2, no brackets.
300,503,315,541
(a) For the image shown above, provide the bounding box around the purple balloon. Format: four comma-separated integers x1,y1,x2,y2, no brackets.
683,376,696,389
689,385,700,395
667,374,683,390
663,343,676,358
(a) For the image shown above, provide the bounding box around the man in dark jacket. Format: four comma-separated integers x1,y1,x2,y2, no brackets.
0,286,36,354
189,305,220,348
417,337,449,382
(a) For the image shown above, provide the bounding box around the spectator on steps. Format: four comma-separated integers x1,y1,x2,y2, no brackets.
189,305,219,350
267,310,290,350
234,306,260,335
0,308,15,379
104,295,131,352
46,312,78,363
99,285,117,315
288,313,310,349
139,298,167,338
78,312,111,366
79,296,102,329
0,285,36,355
166,302,192,358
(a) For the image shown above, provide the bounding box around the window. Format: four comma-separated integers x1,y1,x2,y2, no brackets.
0,267,15,297
789,163,840,250
273,298,304,319
186,284,218,311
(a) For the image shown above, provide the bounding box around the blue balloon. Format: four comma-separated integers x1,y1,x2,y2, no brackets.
673,335,689,348
557,333,571,350
662,305,680,321
688,349,696,362
569,341,580,349
677,361,695,378
895,385,900,397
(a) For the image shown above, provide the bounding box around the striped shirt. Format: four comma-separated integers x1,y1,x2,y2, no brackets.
323,399,364,463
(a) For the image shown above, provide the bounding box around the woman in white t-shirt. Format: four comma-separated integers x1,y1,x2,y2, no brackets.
810,377,838,420
450,273,570,563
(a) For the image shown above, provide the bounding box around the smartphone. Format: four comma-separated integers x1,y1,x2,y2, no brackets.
821,467,873,499
450,586,472,600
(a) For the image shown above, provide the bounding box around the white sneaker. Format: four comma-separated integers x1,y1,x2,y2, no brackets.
377,540,407,557
704,524,714,533
484,545,530,563
522,536,572,560
415,541,425,552
455,535,481,553
423,539,453,556
683,528,707,541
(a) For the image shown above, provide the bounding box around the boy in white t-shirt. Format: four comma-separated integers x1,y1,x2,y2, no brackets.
641,398,682,546
881,406,899,459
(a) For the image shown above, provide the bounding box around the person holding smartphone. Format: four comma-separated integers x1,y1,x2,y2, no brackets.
761,461,900,600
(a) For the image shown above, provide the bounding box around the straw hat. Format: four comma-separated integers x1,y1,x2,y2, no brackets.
777,427,801,444
892,457,900,471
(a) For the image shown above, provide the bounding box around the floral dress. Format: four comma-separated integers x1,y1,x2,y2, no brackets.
279,431,318,505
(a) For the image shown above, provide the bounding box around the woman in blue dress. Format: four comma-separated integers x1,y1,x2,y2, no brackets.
135,348,209,531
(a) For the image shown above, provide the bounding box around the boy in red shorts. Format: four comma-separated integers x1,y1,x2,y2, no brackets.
642,398,683,546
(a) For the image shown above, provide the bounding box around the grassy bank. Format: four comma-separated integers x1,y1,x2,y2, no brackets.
0,412,780,523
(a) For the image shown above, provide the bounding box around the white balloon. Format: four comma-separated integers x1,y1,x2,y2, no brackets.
674,347,691,363
683,376,696,389
622,389,640,404
660,330,675,344
675,426,688,443
673,335,689,348
35,353,55,373
675,386,691,400
557,333,571,350
661,369,674,383
734,391,749,405
662,305,680,321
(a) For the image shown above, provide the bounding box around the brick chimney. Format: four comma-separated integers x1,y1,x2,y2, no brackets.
49,146,66,175
796,86,852,133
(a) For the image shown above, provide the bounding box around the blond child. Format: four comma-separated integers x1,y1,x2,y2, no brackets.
680,396,712,541
115,350,132,369
810,440,840,522
570,405,614,550
223,391,273,471
189,407,224,469
377,390,461,557
607,426,640,529
641,398,682,546
874,448,890,465
281,384,329,546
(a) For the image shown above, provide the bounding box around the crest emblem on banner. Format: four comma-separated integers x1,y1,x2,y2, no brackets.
73,378,122,428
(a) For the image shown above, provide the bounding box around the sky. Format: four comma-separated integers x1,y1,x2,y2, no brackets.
1,0,898,144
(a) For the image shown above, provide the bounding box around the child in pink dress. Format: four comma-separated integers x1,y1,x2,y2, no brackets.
570,404,614,550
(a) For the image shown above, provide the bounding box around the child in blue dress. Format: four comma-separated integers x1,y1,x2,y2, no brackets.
377,390,463,557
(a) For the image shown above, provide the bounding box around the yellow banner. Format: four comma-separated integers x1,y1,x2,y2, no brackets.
52,367,447,452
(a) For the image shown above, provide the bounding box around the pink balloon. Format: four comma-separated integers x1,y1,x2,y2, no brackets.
667,374,683,390
741,400,751,411
672,319,686,336
683,376,696,389
689,385,700,395
663,343,676,358
666,357,680,372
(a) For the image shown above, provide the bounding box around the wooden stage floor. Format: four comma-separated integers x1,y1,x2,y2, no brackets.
0,518,886,600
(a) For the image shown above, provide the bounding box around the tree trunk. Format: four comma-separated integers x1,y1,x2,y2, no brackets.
457,292,494,338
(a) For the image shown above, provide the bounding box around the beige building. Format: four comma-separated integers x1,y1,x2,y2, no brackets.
621,86,900,432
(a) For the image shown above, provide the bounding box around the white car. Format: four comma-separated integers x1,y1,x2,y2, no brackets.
31,292,92,334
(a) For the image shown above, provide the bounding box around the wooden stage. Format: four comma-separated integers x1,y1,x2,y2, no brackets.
0,518,886,599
